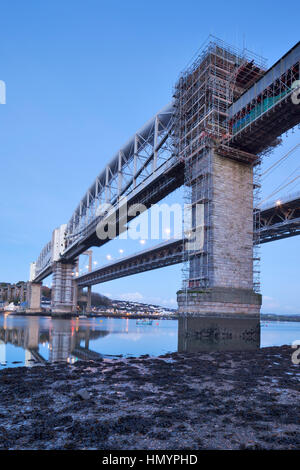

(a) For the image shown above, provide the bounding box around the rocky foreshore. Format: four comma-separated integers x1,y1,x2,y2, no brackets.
0,345,299,450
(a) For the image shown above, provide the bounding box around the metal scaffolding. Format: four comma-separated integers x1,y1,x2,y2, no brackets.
173,36,266,297
253,160,262,293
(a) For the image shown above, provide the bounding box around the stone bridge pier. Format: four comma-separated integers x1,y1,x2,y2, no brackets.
177,150,262,317
26,282,42,312
51,261,76,315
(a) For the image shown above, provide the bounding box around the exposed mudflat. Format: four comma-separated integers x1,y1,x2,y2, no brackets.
0,345,299,450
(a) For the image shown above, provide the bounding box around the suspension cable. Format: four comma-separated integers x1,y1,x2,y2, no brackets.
262,143,300,180
260,175,300,206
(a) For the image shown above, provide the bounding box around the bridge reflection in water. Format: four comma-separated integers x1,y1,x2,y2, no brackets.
178,316,260,353
0,316,108,366
0,314,262,367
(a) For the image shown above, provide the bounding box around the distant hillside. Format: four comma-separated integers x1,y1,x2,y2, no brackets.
110,298,176,313
261,313,300,322
91,292,112,307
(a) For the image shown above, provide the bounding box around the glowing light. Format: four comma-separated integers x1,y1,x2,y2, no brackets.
119,249,124,254
276,200,281,206
164,228,171,234
139,239,146,245
106,254,112,260
85,265,89,269
93,261,98,265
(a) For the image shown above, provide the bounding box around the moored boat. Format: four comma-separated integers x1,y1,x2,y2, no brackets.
136,319,153,326
4,302,18,313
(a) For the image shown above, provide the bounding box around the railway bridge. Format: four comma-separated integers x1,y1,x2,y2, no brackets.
27,38,300,317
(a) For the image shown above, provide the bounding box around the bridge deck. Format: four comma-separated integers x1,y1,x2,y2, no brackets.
228,42,300,154
76,196,300,287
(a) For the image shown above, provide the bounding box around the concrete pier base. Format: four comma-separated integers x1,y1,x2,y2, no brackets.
178,315,260,353
177,287,262,316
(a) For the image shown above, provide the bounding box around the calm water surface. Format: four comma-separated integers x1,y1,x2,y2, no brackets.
0,314,299,369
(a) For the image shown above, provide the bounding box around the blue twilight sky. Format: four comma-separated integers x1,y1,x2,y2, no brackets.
0,0,299,313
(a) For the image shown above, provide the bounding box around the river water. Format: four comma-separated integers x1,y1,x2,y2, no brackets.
0,314,299,369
